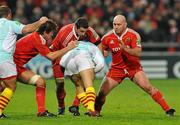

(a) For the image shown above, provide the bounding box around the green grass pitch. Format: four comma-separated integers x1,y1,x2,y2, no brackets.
1,79,180,125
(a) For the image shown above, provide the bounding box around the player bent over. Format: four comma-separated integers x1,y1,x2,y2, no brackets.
50,17,101,115
60,41,105,117
95,15,175,117
13,20,78,117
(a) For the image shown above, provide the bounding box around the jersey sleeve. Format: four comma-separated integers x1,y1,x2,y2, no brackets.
10,20,25,34
131,33,141,48
33,34,51,56
51,30,64,51
101,36,109,50
87,27,101,45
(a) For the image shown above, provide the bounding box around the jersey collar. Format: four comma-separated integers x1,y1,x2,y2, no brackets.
113,28,128,40
39,35,46,45
73,25,78,39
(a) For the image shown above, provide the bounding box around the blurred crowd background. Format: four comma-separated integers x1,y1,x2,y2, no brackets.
1,0,180,44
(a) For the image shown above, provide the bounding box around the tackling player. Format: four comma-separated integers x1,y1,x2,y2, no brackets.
95,15,175,117
13,20,78,117
50,17,101,115
0,6,48,118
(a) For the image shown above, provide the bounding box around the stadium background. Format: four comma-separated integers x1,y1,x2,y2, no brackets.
1,0,180,79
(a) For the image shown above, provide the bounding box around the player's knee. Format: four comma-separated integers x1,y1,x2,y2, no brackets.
55,78,64,88
6,83,16,92
29,75,45,87
144,85,157,94
36,78,46,87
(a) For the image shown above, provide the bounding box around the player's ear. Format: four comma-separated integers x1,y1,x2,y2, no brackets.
125,22,127,28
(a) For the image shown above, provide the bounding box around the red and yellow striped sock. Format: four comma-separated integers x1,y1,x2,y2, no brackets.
0,88,13,115
77,92,88,108
86,87,96,111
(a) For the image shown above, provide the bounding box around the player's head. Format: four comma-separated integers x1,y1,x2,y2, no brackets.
113,15,127,34
37,20,58,46
75,17,89,37
0,6,12,19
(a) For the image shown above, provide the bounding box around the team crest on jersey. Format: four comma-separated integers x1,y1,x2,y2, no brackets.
110,40,114,44
125,37,131,43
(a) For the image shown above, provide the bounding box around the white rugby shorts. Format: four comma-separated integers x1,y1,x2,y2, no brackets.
0,60,17,78
60,52,94,76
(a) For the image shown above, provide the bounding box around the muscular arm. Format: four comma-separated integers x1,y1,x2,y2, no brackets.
46,40,78,61
97,42,103,52
122,46,142,57
22,17,48,34
46,47,72,61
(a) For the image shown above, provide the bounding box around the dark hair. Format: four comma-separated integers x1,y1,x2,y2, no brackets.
0,6,11,18
75,17,89,29
37,20,58,36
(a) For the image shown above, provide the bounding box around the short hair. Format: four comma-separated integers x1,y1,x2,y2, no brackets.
75,17,89,29
0,6,11,18
37,20,58,36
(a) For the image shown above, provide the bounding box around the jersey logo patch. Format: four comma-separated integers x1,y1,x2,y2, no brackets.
125,37,131,43
110,40,114,44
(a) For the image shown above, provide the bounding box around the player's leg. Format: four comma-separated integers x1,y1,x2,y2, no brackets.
79,68,96,114
0,61,17,118
0,77,16,118
69,75,86,116
95,77,121,115
0,81,5,93
52,60,66,115
18,70,56,117
132,70,175,116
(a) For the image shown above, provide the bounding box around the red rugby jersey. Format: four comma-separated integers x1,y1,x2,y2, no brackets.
14,32,50,66
102,28,142,69
51,23,100,51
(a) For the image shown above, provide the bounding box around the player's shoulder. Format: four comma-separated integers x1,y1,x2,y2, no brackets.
101,30,114,40
127,28,140,38
87,26,96,32
60,23,73,31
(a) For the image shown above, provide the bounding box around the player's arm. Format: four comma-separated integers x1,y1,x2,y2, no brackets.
88,27,102,51
22,17,48,34
46,40,78,61
101,37,110,57
120,33,142,57
122,46,142,57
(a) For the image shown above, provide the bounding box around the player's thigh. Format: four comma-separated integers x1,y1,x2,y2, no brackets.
132,71,153,90
70,75,85,93
52,59,65,83
98,77,120,96
3,76,17,91
18,70,45,86
79,68,94,88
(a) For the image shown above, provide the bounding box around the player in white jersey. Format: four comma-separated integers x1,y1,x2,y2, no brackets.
60,41,105,117
0,6,48,118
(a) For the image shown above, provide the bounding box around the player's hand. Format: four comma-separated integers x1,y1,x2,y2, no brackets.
67,40,78,50
119,44,126,50
39,16,48,24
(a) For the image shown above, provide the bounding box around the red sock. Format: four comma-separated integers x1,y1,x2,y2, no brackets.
56,87,66,108
72,95,80,107
151,90,170,111
36,86,45,113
